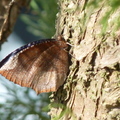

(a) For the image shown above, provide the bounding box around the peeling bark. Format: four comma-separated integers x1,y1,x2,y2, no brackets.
50,0,120,120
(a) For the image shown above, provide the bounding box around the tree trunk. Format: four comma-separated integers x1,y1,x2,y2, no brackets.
50,0,120,120
0,0,30,43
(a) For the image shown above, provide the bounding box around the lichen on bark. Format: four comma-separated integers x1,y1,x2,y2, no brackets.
50,0,120,120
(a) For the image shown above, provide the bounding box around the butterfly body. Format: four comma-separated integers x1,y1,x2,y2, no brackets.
0,37,69,94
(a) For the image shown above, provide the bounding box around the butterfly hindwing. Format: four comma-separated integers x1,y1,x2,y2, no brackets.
0,38,69,94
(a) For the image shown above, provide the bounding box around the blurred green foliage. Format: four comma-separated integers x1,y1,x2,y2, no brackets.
21,0,58,38
0,0,58,120
84,0,120,35
100,0,120,34
0,79,51,120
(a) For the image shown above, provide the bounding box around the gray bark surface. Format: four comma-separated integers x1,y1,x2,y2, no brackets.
50,1,120,120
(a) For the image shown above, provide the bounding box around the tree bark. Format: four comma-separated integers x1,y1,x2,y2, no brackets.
0,0,30,43
50,0,120,120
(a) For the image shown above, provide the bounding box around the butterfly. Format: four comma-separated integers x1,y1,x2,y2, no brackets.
0,36,69,94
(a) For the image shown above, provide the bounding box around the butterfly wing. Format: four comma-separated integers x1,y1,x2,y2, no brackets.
0,38,69,94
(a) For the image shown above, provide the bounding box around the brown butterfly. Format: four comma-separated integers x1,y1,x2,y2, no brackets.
0,36,69,94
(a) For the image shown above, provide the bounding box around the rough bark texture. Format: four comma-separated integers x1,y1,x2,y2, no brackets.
50,0,120,120
0,0,30,43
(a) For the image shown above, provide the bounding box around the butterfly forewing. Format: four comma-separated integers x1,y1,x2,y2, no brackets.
0,38,69,94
